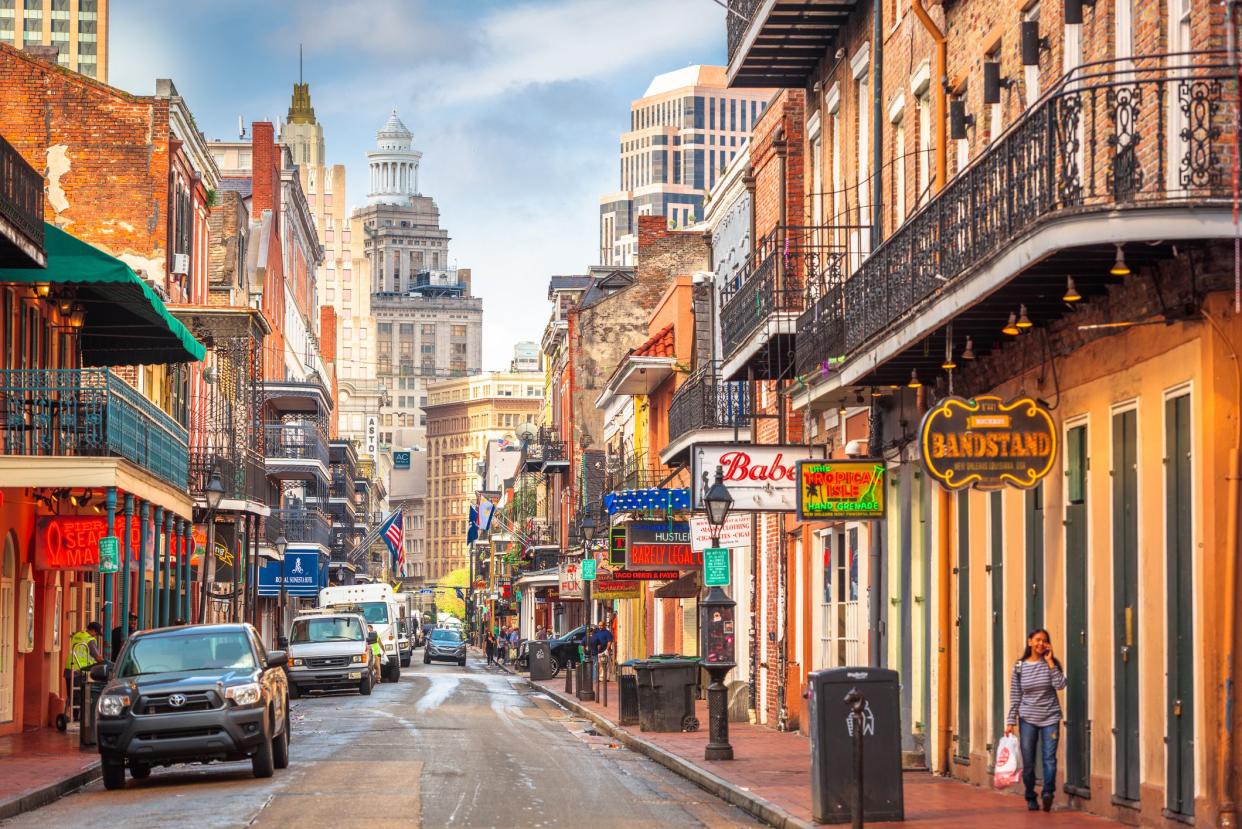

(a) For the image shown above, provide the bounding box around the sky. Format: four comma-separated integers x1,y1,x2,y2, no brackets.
109,0,727,371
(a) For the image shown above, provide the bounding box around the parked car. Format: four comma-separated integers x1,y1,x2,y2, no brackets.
423,628,467,666
286,612,379,698
92,623,290,789
546,625,589,677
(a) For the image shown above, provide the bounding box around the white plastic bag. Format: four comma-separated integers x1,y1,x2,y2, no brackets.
993,734,1023,788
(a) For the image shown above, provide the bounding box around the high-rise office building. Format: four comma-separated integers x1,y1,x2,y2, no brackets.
352,111,484,453
599,65,772,265
510,340,539,373
0,0,108,80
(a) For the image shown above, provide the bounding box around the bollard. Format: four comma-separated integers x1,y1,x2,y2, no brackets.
601,654,609,708
845,687,866,829
565,659,574,694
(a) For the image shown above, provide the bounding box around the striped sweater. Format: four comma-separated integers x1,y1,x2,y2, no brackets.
1006,659,1067,727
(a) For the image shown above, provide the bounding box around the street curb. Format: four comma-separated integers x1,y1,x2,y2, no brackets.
0,760,100,822
525,678,814,829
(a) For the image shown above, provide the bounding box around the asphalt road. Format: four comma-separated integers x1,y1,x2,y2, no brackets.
2,652,762,828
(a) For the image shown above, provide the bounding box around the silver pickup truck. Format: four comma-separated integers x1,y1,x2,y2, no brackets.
286,613,380,698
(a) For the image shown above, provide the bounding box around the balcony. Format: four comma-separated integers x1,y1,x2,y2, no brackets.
263,421,329,485
726,0,858,89
522,427,568,473
0,132,45,268
720,227,813,381
605,450,667,493
795,55,1238,399
0,368,188,489
190,447,267,508
271,507,332,550
662,363,751,465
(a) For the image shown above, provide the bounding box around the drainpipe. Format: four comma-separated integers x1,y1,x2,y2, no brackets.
911,0,948,191
1205,308,1240,828
872,0,884,240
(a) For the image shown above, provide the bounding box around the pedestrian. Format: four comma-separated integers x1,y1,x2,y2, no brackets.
508,627,519,664
536,626,549,641
1005,628,1067,812
63,621,102,722
367,624,388,666
110,614,137,659
485,629,496,665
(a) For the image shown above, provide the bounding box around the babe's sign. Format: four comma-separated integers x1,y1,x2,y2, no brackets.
35,516,154,571
692,444,826,512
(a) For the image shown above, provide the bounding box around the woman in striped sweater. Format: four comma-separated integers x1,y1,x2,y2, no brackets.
1005,628,1067,812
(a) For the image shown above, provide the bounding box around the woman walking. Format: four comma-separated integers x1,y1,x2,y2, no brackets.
485,629,496,665
1005,628,1068,812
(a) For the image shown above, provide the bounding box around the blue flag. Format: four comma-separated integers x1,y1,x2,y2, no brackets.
467,505,479,545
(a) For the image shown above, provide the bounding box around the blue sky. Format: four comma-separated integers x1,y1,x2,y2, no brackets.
109,0,726,370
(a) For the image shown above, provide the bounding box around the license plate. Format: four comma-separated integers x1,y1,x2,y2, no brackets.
349,672,362,679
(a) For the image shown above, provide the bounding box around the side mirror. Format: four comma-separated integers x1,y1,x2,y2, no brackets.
266,650,288,668
367,631,378,644
88,663,109,683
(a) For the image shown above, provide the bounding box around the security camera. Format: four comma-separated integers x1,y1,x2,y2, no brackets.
844,439,869,458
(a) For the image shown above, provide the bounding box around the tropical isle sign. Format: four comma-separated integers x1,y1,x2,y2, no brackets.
796,459,887,520
920,395,1057,490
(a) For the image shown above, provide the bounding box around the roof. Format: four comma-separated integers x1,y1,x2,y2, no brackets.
0,224,205,364
633,324,675,358
642,65,724,98
378,109,412,139
546,274,590,299
219,177,252,198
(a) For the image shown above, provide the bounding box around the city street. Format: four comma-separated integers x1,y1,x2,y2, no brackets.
1,654,760,828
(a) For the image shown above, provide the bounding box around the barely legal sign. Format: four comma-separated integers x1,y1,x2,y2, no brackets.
626,522,700,570
920,395,1057,490
796,459,887,520
692,444,826,512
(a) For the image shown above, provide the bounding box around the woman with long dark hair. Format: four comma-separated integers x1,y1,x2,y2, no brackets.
1005,628,1067,811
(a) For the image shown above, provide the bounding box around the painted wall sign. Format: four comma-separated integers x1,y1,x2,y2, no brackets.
626,522,699,570
920,395,1057,490
692,444,826,512
796,459,887,520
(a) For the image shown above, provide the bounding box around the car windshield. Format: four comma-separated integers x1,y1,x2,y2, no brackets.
117,632,255,676
290,617,363,644
356,602,389,624
430,629,462,643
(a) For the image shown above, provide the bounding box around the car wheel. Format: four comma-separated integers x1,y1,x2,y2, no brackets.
423,652,431,664
389,661,401,683
549,656,562,677
458,656,466,667
287,683,300,700
251,715,275,778
273,721,290,770
101,759,126,790
359,673,373,695
129,762,151,780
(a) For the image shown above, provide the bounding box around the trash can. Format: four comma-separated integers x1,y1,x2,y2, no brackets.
617,661,640,725
806,667,904,823
633,658,700,732
576,659,595,701
79,675,104,749
528,641,555,681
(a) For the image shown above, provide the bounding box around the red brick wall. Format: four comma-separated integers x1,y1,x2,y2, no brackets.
250,122,280,234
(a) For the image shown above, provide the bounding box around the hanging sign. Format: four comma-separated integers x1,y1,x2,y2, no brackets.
592,566,642,600
97,536,119,574
689,513,751,552
703,547,730,586
365,416,378,457
34,516,145,571
612,569,681,581
920,395,1057,490
558,561,583,599
796,459,888,520
581,558,597,581
626,522,699,570
692,444,826,512
608,526,627,567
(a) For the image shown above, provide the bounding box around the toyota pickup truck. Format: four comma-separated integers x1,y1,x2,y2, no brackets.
286,612,379,698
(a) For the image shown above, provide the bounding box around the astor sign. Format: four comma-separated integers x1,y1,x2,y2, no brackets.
692,444,826,513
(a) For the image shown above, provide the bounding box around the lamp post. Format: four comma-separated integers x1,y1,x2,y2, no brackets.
275,534,289,637
700,464,736,761
579,509,598,703
197,470,226,624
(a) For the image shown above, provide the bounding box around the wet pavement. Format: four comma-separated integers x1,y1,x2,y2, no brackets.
1,653,761,828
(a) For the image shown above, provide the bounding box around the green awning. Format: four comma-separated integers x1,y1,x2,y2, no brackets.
0,223,205,364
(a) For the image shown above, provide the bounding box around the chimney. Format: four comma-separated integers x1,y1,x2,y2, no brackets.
250,122,280,237
22,44,61,66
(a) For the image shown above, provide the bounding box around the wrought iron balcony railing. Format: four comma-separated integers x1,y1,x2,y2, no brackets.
667,362,750,445
261,511,283,546
0,132,44,257
720,227,807,358
522,426,567,471
726,0,762,65
263,421,328,466
0,368,188,489
271,507,332,549
605,450,666,493
190,447,266,505
799,54,1236,370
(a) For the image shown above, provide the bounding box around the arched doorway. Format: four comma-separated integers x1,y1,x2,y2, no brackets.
0,532,16,723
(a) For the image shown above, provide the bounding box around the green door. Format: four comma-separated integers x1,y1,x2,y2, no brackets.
1112,410,1140,803
1024,484,1044,631
989,491,1004,757
1165,394,1194,816
955,491,971,761
1064,425,1090,793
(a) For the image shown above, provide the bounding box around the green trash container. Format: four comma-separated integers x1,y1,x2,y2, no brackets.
633,658,700,732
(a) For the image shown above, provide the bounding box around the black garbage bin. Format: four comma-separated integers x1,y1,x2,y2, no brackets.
617,661,640,725
807,666,904,823
528,641,555,681
79,675,104,749
633,658,700,732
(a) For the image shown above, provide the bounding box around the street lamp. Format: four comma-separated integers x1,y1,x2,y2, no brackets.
198,469,227,624
578,509,599,701
700,465,735,761
275,534,289,637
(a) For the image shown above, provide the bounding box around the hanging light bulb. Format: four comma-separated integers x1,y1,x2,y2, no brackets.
961,337,976,360
941,343,957,371
1063,276,1081,303
871,386,883,398
1002,312,1020,336
1110,244,1130,277
908,369,922,389
1017,304,1033,329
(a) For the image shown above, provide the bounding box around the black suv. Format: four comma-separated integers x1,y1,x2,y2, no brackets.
546,625,589,676
92,623,290,789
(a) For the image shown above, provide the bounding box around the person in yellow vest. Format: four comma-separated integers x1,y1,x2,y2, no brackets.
367,625,387,665
63,621,102,723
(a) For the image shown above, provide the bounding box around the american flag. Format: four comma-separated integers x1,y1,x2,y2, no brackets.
380,511,404,576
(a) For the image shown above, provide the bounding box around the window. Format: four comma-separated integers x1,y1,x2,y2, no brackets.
1023,5,1041,105
893,119,907,225
915,92,931,206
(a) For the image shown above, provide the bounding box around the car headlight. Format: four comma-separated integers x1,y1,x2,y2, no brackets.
98,694,130,718
351,653,366,663
289,658,303,668
225,682,262,707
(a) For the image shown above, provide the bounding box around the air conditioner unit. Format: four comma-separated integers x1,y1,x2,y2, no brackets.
172,253,190,275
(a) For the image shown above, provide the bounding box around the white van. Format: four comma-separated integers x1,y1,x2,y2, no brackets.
318,583,402,682
393,592,421,663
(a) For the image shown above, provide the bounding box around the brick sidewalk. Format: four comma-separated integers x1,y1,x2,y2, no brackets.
522,668,1118,828
0,727,100,820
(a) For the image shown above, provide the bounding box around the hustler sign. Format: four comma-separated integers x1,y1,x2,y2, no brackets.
692,445,826,512
919,395,1057,490
626,522,700,570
